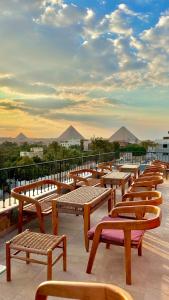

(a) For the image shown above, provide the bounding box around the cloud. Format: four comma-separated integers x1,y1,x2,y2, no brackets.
0,0,169,140
138,12,169,86
0,76,56,95
35,1,94,27
98,3,146,37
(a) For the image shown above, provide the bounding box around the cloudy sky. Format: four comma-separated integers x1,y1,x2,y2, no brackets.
0,0,169,140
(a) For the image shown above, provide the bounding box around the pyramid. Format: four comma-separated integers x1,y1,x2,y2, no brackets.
57,125,85,142
15,132,28,141
109,126,140,144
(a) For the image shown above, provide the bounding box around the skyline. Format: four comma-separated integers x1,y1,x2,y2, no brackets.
0,0,169,140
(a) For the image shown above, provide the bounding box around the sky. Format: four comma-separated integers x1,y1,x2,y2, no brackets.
0,0,169,140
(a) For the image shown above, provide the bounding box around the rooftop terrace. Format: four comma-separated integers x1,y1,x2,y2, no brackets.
0,174,169,300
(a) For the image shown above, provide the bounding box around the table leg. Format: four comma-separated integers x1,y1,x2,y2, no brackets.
128,176,132,187
121,182,125,195
52,200,58,235
47,250,52,280
83,204,90,252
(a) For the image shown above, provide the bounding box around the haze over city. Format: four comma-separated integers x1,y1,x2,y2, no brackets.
0,0,169,140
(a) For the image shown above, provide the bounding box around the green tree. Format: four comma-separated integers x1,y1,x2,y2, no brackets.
120,144,146,155
90,137,115,153
140,140,158,150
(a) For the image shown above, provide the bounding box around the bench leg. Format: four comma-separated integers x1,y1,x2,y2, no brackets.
18,202,23,233
26,252,30,264
36,209,45,233
6,242,11,281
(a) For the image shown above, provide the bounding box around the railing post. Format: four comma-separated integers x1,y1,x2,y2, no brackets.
59,160,62,182
2,184,5,208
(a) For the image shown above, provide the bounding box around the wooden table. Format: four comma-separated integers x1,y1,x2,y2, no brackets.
52,186,113,251
119,164,140,178
101,172,131,196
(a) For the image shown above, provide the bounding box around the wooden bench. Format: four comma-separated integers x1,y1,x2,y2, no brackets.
6,229,66,281
97,161,113,172
68,169,104,188
11,179,73,233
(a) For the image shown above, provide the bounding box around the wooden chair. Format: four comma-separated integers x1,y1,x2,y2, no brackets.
139,172,163,177
115,191,162,208
11,179,73,233
152,160,169,168
128,180,156,192
143,166,166,176
86,205,161,285
35,281,133,300
68,169,104,188
133,175,163,189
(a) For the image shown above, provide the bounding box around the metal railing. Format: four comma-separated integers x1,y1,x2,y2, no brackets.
0,152,116,210
0,150,169,210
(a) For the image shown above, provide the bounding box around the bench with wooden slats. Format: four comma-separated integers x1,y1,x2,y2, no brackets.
11,179,73,233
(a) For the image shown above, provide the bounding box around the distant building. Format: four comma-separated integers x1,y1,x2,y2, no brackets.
109,126,140,146
20,147,43,159
57,125,86,148
147,132,169,161
83,139,91,151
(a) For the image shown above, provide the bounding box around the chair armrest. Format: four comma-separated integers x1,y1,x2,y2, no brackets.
68,174,89,185
11,190,41,208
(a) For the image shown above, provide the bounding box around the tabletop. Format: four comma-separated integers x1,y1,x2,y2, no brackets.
102,171,131,180
54,186,111,207
120,164,140,170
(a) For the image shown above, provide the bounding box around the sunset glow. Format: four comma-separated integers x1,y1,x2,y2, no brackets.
0,0,169,140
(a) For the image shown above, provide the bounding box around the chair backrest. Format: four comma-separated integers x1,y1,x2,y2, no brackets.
98,162,113,171
116,190,162,207
110,205,162,231
129,180,155,192
35,281,133,300
135,176,163,185
139,172,163,177
69,168,104,177
143,166,166,174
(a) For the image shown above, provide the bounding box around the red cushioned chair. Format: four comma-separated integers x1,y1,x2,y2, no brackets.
86,205,161,285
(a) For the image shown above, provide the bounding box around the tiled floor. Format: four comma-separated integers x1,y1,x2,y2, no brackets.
0,180,169,300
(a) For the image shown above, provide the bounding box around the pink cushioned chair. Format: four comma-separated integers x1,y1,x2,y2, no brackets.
86,205,161,285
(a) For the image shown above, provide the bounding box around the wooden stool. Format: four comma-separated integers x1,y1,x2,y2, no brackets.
6,230,66,281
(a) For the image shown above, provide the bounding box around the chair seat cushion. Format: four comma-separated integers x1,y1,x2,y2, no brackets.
88,216,144,246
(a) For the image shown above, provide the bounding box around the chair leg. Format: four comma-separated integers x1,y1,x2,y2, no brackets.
124,231,132,285
47,250,52,280
63,236,67,272
106,243,110,249
86,237,100,274
138,241,142,256
6,242,11,282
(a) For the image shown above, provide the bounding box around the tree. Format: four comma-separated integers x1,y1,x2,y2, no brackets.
90,137,114,153
140,140,158,150
120,144,146,155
